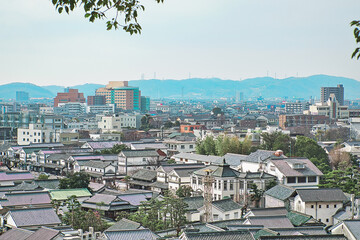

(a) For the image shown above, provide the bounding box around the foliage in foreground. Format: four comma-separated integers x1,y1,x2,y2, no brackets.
59,172,90,189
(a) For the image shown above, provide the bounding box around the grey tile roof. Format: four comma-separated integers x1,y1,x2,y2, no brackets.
173,168,200,177
158,164,205,173
120,149,159,158
182,230,254,240
34,179,60,190
193,161,240,178
296,189,347,202
245,215,294,228
246,150,284,163
183,196,204,211
264,184,296,201
78,160,112,169
259,235,348,240
26,227,61,240
173,152,223,164
104,229,158,240
341,220,360,239
238,172,277,180
270,158,323,177
0,228,33,240
131,169,157,181
212,199,242,212
46,153,71,161
105,218,141,231
7,208,61,227
271,226,327,236
0,191,51,207
248,207,288,216
223,153,248,166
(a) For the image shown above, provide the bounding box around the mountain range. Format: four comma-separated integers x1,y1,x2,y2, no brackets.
0,75,359,100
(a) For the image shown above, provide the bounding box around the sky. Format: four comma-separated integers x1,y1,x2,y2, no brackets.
0,0,359,86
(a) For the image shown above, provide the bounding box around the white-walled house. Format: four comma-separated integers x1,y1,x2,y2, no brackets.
168,168,200,192
265,158,323,188
330,220,360,240
198,198,242,222
293,188,347,226
118,149,160,175
172,152,223,165
264,184,296,208
239,150,287,173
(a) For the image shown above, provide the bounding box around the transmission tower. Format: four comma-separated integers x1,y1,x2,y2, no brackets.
203,169,214,223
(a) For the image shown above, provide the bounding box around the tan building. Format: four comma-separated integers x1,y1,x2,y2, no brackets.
96,81,141,110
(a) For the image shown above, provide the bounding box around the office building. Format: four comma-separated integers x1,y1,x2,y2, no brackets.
54,89,86,107
87,95,106,106
16,91,29,102
321,84,344,105
141,96,150,112
95,81,141,111
284,101,310,114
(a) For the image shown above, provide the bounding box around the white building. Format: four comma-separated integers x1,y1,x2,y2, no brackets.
86,104,115,114
118,149,160,175
98,114,142,132
163,139,196,155
17,123,60,145
307,94,349,120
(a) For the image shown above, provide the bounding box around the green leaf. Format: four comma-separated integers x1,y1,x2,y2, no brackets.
58,7,63,13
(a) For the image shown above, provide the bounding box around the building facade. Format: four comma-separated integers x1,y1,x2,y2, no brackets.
54,89,86,107
321,84,344,105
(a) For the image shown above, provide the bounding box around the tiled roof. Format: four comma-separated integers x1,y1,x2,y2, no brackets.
89,182,105,192
173,168,199,178
158,164,205,173
246,150,284,163
259,235,348,240
84,194,118,205
35,179,60,190
223,153,248,166
120,149,160,158
0,228,33,240
248,207,288,217
46,153,71,161
193,162,239,178
182,230,254,240
7,208,61,227
49,188,91,200
212,199,242,212
238,172,277,180
286,211,313,227
131,169,157,181
296,189,347,202
341,220,360,239
245,215,294,228
104,229,158,240
270,158,323,177
85,141,123,150
253,229,277,240
183,196,204,211
10,181,40,191
78,160,112,169
0,191,51,207
264,184,296,201
172,152,223,164
0,172,34,182
26,227,61,240
105,218,141,231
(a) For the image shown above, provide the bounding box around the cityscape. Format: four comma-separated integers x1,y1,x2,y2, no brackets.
1,1,360,240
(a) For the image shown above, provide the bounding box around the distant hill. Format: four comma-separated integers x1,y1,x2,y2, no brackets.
0,82,54,99
0,75,359,100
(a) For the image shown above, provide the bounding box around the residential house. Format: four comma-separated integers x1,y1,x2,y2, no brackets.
3,208,61,230
163,139,196,155
74,160,117,182
0,191,52,210
183,196,204,222
81,141,123,152
330,220,360,240
118,149,160,175
49,188,92,203
128,169,157,190
293,188,348,225
264,185,296,208
240,149,286,173
168,168,200,192
172,152,223,165
243,215,294,228
199,198,243,222
103,229,158,240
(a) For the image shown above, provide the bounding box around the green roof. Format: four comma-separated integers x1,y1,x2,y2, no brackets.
254,229,277,240
49,188,91,200
286,211,312,227
264,184,295,201
212,198,242,212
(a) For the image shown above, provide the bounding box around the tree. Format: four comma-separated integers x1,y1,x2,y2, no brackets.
265,179,277,190
212,107,222,116
101,144,130,154
52,0,164,34
140,114,153,130
164,121,174,129
261,132,294,156
319,166,360,195
249,184,263,208
351,20,360,59
59,172,90,189
176,185,192,198
329,146,351,170
38,173,49,180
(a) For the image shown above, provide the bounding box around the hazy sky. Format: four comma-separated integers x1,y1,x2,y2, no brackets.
0,0,359,86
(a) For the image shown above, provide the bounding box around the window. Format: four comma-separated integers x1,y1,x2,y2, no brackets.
318,219,321,222
217,180,221,190
229,180,233,190
239,180,244,189
225,214,230,220
326,219,329,223
192,177,196,184
181,145,185,149
298,177,306,183
327,205,329,208
311,205,314,208
189,145,193,149
223,180,227,190
143,158,146,162
319,205,321,208
234,212,239,219
308,176,317,182
334,204,337,208
287,177,296,183
198,177,202,185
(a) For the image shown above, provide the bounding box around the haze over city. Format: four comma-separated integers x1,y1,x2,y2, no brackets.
0,0,360,86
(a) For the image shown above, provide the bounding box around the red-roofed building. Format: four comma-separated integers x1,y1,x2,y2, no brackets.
54,89,85,107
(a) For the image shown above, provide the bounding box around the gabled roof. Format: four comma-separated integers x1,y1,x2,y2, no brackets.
0,228,33,240
264,184,296,201
172,168,199,178
82,141,122,150
182,230,254,240
212,199,242,212
296,189,347,202
245,215,294,228
247,207,288,217
183,196,204,211
259,235,348,240
223,153,248,167
105,218,141,231
35,179,60,190
246,150,285,163
0,171,34,182
338,220,360,239
270,158,323,177
49,188,91,200
0,191,51,207
104,229,158,240
26,227,61,240
78,160,112,169
120,149,159,158
286,211,314,227
6,208,61,227
172,152,223,164
157,164,205,173
238,172,277,180
131,169,157,181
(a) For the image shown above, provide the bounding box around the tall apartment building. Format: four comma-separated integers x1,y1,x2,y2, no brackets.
54,89,86,107
16,91,29,102
141,96,150,112
95,81,141,111
321,84,344,105
308,94,349,120
284,101,310,114
87,95,106,106
279,114,330,129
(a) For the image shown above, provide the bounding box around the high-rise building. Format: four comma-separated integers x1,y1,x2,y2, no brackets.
16,91,29,102
141,96,150,112
321,84,344,105
54,89,86,107
87,95,106,106
95,81,141,111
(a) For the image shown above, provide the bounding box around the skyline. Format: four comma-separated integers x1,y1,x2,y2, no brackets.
0,0,360,86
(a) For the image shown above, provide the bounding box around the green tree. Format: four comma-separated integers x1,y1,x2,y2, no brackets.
140,114,153,130
164,121,173,129
351,20,360,59
51,0,164,33
249,184,264,208
265,179,277,190
176,185,192,198
38,173,49,180
59,172,90,189
101,144,130,154
319,166,360,195
167,159,176,164
212,107,222,116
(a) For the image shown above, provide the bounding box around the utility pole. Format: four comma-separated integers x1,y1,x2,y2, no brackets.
204,170,214,223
